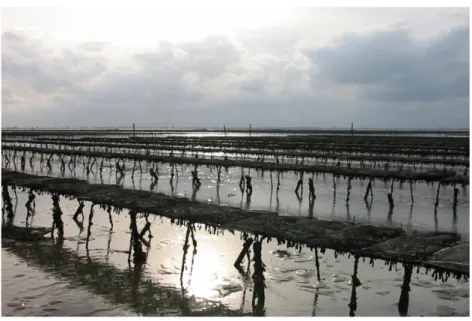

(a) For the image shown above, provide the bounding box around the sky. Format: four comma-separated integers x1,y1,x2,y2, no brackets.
1,5,470,129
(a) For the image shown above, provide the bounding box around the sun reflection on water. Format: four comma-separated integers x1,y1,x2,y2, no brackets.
184,249,229,299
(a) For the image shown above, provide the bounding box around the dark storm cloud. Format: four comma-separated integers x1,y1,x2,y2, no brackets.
306,26,469,103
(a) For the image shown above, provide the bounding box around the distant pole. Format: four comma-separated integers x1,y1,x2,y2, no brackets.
351,122,353,136
133,123,135,137
224,124,227,137
249,123,252,137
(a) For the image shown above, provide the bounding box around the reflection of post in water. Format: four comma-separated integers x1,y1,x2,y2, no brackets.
434,182,442,210
216,168,221,204
12,185,18,200
144,213,153,239
25,189,36,228
276,170,281,199
245,191,252,211
364,179,373,202
312,292,320,316
128,258,145,313
387,205,394,225
364,198,373,221
433,207,439,233
187,224,198,287
2,185,15,227
51,194,64,240
180,223,191,296
191,184,200,202
295,188,302,205
252,237,266,316
73,200,85,221
107,205,114,230
85,204,95,258
275,192,280,214
452,204,458,234
348,255,361,317
170,171,175,195
106,230,113,263
29,152,35,170
73,200,85,233
295,171,303,198
406,203,414,232
345,177,352,203
398,263,413,317
308,197,315,218
452,185,459,209
150,177,158,192
20,151,26,171
239,168,246,193
239,257,252,313
314,247,321,282
128,210,148,265
234,237,253,270
131,174,136,190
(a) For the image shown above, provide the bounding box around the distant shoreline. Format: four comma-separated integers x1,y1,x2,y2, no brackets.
2,127,469,137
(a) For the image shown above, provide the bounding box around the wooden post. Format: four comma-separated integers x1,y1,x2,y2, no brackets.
351,122,353,137
133,123,135,137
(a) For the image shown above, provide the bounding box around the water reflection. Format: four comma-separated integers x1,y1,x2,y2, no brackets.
2,239,239,316
85,204,95,258
398,263,413,317
308,197,315,218
251,237,266,316
3,149,469,237
348,256,361,317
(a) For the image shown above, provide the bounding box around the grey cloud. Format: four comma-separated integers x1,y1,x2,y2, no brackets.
1,11,469,129
306,26,469,103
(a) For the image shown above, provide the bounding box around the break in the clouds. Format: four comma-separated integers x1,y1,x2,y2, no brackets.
1,7,469,129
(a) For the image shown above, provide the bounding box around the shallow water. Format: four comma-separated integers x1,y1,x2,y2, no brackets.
4,153,469,237
2,191,469,316
1,149,470,316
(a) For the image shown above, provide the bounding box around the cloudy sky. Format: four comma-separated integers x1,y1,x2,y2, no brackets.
2,6,469,129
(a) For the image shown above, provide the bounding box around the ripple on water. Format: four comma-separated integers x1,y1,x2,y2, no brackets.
213,282,243,297
432,289,469,301
411,279,435,288
296,269,315,278
332,275,347,283
375,291,390,296
435,305,466,316
268,274,295,283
